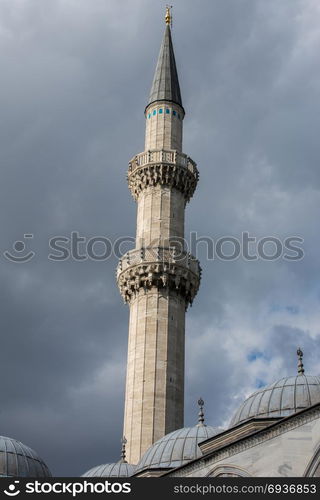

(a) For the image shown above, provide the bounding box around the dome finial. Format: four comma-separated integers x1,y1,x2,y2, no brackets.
120,436,127,463
165,5,173,26
197,397,205,426
297,347,305,375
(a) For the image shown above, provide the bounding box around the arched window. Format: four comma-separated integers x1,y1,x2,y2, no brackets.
207,465,251,477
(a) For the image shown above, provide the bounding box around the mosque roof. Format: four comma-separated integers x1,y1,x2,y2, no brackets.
81,436,135,478
0,436,51,477
229,349,320,427
136,399,223,472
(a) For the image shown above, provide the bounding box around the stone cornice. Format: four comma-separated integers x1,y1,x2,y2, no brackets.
199,418,281,455
133,468,171,478
117,247,201,307
167,403,320,477
127,149,199,202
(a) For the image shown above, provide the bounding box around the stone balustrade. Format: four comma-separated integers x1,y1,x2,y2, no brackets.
117,246,201,307
127,149,199,202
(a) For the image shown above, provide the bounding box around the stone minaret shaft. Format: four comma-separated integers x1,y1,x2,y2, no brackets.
117,20,200,465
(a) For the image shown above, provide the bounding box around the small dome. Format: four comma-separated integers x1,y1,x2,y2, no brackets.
82,461,135,478
136,424,222,472
0,436,51,478
82,437,135,478
229,374,320,428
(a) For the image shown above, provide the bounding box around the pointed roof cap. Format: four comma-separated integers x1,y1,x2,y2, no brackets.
147,24,183,110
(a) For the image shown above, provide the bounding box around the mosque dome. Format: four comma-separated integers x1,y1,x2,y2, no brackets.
136,399,223,472
0,436,51,477
229,349,320,428
82,462,135,478
81,437,135,478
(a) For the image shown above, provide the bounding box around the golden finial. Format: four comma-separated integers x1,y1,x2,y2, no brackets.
165,5,173,26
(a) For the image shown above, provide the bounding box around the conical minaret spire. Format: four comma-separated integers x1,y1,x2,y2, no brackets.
147,20,182,110
117,9,200,464
144,12,186,154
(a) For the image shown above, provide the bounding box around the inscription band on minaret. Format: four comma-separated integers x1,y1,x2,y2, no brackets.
117,10,201,464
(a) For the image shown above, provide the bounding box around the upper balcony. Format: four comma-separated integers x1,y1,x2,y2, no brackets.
127,149,199,203
117,246,201,307
128,149,198,176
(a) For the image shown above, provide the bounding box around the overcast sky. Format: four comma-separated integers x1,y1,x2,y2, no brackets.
0,0,319,476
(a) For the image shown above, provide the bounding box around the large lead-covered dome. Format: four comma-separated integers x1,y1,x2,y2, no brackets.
0,436,51,477
136,399,222,472
136,425,222,472
229,374,320,428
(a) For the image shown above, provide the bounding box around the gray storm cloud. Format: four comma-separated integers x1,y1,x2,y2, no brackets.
0,0,319,475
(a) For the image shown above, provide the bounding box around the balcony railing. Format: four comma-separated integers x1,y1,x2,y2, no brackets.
128,149,198,177
117,247,201,278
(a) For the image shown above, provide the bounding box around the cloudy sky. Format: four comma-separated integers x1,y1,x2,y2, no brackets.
0,0,320,476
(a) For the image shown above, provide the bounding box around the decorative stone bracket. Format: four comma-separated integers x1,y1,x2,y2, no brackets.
117,247,201,307
127,149,199,203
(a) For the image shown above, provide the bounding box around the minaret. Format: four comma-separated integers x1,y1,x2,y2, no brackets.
117,8,201,464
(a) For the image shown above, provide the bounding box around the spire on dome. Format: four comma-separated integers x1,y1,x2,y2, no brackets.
197,398,205,426
146,8,183,110
120,436,127,463
297,347,305,375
